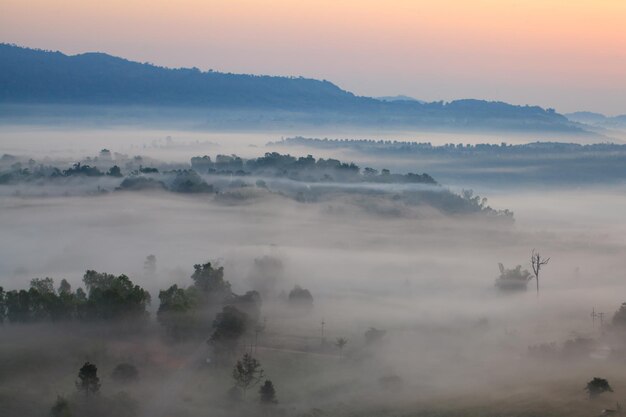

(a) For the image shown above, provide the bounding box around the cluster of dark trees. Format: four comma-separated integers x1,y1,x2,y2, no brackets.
0,259,314,348
157,262,262,342
1,151,435,189
277,137,626,156
0,272,150,323
50,361,140,417
276,137,626,187
1,150,518,219
191,152,437,184
0,160,124,184
53,355,276,417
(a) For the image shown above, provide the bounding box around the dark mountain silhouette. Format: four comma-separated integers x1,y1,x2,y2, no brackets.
0,43,584,132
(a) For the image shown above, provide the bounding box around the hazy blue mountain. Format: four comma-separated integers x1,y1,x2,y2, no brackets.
566,111,626,129
0,44,584,132
377,95,424,103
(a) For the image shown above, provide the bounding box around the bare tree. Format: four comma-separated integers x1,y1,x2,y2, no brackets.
531,249,550,296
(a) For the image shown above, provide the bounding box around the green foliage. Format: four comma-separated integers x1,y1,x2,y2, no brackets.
232,354,264,396
191,262,230,296
76,362,101,397
585,377,613,398
82,270,151,321
157,261,262,342
157,284,202,340
3,273,149,324
259,380,278,404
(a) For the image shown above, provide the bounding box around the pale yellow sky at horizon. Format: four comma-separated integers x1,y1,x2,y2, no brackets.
1,0,625,114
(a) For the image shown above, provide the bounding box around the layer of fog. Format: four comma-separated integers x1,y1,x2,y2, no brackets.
0,124,616,163
3,129,626,416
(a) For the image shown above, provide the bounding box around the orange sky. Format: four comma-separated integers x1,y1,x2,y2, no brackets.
1,0,625,114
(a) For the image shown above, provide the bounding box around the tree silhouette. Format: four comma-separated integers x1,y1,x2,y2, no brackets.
364,327,386,345
210,305,249,354
531,249,550,295
336,337,348,358
232,354,264,398
50,395,71,417
76,362,101,397
585,377,613,398
0,286,5,324
259,380,278,404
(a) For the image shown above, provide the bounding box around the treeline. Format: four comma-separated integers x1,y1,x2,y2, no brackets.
191,152,437,184
0,151,516,219
275,137,626,156
0,272,150,323
0,261,315,348
0,150,435,187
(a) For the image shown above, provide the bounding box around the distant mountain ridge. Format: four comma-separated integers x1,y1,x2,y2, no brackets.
565,111,626,128
0,43,585,132
376,95,424,103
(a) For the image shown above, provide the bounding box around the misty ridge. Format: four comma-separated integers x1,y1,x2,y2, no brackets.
275,137,626,187
0,149,513,219
0,43,588,133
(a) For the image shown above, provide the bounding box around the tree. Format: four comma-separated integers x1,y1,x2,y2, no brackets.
50,395,72,417
531,249,550,295
209,305,249,354
58,279,72,295
5,289,33,322
336,337,348,358
0,286,5,324
585,377,613,398
82,270,151,321
191,262,231,298
233,290,262,321
287,285,313,310
232,354,264,398
612,302,626,328
76,362,101,397
106,165,122,177
157,284,199,340
495,263,532,292
259,380,278,404
364,327,386,345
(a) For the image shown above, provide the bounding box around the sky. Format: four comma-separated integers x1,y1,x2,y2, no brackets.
1,0,625,115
